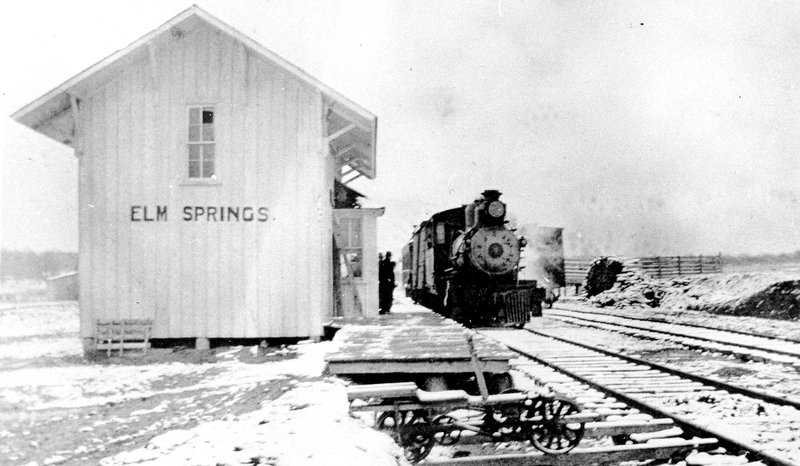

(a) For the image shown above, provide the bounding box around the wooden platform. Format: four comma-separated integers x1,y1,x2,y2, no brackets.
324,307,515,375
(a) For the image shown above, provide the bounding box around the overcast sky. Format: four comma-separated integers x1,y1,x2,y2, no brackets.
2,0,799,257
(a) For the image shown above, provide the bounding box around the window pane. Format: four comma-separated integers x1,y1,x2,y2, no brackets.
202,161,215,177
202,123,214,141
202,109,214,124
189,108,200,124
188,125,200,142
341,219,352,247
203,144,215,161
436,223,446,244
345,250,363,278
188,160,200,178
188,144,200,160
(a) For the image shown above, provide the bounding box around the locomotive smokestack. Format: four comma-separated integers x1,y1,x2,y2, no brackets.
482,190,502,201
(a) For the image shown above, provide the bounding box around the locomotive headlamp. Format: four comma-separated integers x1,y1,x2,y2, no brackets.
487,201,505,218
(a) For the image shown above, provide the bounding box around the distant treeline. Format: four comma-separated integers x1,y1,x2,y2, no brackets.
1,250,78,281
722,250,800,266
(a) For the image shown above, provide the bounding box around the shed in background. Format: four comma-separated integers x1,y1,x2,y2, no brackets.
46,271,79,301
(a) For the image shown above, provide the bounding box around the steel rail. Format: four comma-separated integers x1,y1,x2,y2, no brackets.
497,328,799,466
547,308,800,360
525,327,800,409
552,302,800,345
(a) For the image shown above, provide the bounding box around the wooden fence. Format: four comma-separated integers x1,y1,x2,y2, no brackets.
565,258,594,286
629,255,722,279
564,254,723,286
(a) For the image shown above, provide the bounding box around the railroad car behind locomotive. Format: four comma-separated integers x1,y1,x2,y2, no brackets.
403,190,545,327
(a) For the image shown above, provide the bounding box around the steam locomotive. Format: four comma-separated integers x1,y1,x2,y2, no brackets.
402,190,545,327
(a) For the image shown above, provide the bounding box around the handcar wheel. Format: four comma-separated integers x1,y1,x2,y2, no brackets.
484,388,527,438
376,410,434,463
432,414,462,446
376,410,417,441
529,396,585,454
399,416,434,463
375,411,400,440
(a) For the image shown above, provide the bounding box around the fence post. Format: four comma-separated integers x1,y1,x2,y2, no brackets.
677,256,682,276
699,255,703,274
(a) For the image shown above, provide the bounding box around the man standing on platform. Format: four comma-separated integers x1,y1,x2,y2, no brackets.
379,251,396,314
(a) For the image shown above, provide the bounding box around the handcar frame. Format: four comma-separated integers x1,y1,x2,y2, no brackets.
348,382,591,462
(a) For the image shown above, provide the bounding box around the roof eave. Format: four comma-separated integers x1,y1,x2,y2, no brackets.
11,4,378,162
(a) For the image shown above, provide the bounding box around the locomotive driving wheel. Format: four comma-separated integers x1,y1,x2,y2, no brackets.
376,410,435,463
528,396,585,454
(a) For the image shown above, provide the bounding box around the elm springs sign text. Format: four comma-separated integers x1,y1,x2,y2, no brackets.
130,205,269,222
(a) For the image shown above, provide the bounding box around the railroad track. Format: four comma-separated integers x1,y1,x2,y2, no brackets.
547,305,800,367
479,328,800,466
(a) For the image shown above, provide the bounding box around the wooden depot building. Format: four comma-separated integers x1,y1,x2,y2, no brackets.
12,6,384,351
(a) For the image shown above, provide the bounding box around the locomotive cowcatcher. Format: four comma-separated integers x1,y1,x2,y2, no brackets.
402,190,545,327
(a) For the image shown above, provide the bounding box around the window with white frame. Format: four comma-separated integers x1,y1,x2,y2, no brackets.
337,217,363,278
188,106,215,179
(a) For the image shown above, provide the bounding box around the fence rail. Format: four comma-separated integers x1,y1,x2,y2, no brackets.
563,254,722,285
565,258,594,286
632,255,722,279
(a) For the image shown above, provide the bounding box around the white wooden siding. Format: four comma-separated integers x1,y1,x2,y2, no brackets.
79,23,331,339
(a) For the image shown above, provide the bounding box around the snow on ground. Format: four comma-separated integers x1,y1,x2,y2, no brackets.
99,381,406,466
0,303,408,466
577,269,800,340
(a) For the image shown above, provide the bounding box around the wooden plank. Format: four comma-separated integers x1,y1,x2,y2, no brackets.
326,360,509,374
584,418,675,438
347,382,419,400
424,438,717,465
96,342,149,350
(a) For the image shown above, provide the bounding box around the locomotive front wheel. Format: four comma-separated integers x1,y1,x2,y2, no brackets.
528,396,585,454
376,410,434,463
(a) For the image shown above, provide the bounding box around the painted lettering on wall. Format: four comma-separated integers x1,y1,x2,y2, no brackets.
182,206,269,222
130,205,269,222
130,205,168,222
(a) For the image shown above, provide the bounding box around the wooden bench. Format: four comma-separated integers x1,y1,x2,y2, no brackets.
95,319,153,356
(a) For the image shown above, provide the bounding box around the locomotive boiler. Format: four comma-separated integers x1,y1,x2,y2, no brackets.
402,190,545,327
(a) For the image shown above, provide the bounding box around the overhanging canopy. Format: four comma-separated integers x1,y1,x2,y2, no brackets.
11,5,377,180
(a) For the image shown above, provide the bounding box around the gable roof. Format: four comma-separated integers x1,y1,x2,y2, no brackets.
11,5,377,179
